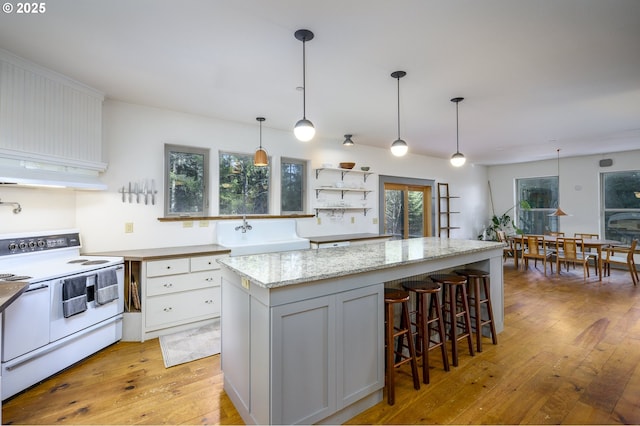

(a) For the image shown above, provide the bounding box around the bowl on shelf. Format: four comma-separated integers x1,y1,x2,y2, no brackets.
339,162,355,169
360,166,370,171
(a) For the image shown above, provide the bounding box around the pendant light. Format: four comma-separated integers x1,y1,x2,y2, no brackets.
294,29,315,142
253,117,268,167
343,134,354,146
549,148,568,216
450,97,466,167
390,71,408,157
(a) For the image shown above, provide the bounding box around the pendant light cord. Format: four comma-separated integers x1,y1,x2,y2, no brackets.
396,76,401,139
259,120,263,149
302,38,307,119
455,101,460,153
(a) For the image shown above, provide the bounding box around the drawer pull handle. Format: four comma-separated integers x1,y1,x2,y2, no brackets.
205,299,214,304
166,266,171,269
205,277,213,282
163,307,173,312
163,283,173,288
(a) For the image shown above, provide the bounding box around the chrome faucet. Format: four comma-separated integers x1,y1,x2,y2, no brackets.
235,215,252,233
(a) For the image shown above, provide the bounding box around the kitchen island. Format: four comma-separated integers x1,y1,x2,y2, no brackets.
218,237,504,425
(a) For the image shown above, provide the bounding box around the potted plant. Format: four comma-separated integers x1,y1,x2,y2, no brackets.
479,200,531,241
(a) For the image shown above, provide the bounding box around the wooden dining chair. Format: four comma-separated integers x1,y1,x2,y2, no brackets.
522,235,554,275
604,239,639,286
555,237,590,280
574,233,600,274
497,230,521,267
545,231,565,237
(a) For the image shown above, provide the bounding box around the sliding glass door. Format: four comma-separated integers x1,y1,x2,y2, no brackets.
383,183,432,240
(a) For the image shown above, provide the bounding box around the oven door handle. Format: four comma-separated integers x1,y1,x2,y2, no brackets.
25,284,49,293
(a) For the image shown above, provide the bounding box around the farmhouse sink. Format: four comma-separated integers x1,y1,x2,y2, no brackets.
216,219,310,256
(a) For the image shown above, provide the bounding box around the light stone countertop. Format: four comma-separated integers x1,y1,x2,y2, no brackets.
218,237,504,289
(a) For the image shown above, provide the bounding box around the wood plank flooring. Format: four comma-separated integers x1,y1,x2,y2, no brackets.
3,263,640,425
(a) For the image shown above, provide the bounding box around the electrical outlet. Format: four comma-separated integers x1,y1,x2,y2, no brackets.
241,277,250,289
183,221,193,228
317,217,321,225
351,217,355,224
372,218,379,225
125,222,134,233
199,220,210,227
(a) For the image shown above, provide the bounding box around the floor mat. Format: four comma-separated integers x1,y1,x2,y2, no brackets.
159,323,220,368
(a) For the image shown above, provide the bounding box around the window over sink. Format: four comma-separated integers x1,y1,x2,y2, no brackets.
164,144,209,217
219,152,270,215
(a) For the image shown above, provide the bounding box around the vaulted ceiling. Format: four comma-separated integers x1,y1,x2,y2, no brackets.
1,0,639,165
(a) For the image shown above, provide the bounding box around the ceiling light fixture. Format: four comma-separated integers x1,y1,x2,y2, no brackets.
549,148,568,216
343,134,354,146
253,117,268,167
390,71,408,157
450,97,466,167
293,29,315,142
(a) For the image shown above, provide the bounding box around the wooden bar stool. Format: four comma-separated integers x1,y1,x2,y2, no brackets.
454,268,498,352
398,279,450,384
429,274,474,367
384,288,420,405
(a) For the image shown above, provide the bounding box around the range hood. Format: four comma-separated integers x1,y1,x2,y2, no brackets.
0,163,107,190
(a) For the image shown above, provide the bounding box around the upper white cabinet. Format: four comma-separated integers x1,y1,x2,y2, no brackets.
0,49,106,171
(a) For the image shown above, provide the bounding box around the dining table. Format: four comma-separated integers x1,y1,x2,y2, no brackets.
510,235,621,281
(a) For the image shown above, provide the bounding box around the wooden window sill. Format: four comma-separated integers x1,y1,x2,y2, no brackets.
158,214,315,222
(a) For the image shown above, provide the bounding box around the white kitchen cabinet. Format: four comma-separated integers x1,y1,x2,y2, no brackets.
123,254,223,341
221,269,384,425
0,49,105,170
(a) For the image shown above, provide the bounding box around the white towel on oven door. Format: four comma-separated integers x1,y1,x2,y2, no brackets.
96,269,119,305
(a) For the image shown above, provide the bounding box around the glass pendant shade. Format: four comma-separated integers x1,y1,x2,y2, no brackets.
391,139,408,156
254,117,268,166
294,118,315,142
450,97,465,167
450,152,466,167
390,71,408,157
548,148,569,216
294,29,315,142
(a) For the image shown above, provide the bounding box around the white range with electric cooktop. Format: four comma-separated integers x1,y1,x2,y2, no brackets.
0,229,124,400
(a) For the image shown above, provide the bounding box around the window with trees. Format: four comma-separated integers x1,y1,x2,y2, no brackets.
516,177,558,234
281,157,306,214
219,152,270,215
164,144,209,217
602,170,640,244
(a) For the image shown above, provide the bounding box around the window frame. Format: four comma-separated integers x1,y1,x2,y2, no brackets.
164,144,209,217
601,170,640,244
516,176,559,235
218,151,271,215
280,157,307,214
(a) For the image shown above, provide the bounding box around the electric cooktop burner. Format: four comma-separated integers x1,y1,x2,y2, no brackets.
82,260,109,265
67,259,110,265
0,273,32,281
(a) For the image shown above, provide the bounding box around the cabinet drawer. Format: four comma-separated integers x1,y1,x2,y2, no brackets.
147,270,220,296
145,286,221,330
191,255,223,272
146,258,190,277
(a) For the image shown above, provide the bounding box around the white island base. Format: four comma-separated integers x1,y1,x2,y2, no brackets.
219,238,504,425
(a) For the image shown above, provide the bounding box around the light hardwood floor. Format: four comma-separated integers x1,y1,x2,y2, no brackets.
3,263,640,425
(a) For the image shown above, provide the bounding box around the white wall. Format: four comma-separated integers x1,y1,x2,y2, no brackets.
1,99,490,251
487,149,640,237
